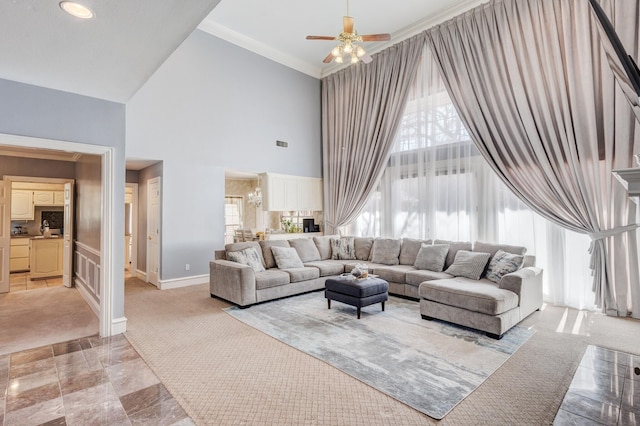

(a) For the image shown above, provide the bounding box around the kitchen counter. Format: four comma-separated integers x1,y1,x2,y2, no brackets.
11,235,61,239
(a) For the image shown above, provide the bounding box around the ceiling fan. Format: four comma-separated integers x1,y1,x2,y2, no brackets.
306,0,391,65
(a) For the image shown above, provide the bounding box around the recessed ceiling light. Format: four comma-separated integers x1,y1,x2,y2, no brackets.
59,1,95,19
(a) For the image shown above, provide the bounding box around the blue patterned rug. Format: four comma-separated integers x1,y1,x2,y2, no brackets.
225,291,534,419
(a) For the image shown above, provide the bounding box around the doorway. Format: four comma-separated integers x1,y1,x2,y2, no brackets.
125,183,138,279
147,177,160,287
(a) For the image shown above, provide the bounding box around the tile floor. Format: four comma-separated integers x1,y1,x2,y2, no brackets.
554,345,640,425
9,272,64,293
0,333,194,425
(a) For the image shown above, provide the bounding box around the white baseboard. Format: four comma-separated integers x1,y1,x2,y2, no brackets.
159,274,209,290
74,279,100,317
111,317,128,335
136,270,147,281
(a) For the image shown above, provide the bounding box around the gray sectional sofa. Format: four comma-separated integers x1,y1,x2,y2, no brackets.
209,235,543,338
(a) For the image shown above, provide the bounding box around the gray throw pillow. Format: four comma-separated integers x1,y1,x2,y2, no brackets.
399,238,432,265
331,237,356,260
354,237,374,261
444,250,491,280
289,238,321,262
227,247,266,273
414,244,449,272
435,239,473,269
313,235,339,260
486,249,524,283
370,238,401,265
259,240,290,269
271,246,304,269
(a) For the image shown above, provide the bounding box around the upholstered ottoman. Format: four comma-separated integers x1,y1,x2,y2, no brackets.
325,277,389,319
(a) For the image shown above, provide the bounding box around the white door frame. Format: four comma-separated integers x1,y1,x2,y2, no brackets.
125,183,138,277
0,133,118,337
146,177,161,287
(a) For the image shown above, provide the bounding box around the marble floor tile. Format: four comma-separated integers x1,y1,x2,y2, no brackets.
107,358,160,397
622,380,640,412
581,353,630,377
1,334,193,425
619,409,639,426
27,280,49,290
554,408,608,426
586,346,634,367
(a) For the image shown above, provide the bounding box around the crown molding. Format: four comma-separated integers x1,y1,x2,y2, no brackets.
197,20,323,79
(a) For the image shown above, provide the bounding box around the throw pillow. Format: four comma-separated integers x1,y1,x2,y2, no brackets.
271,246,304,269
289,238,321,262
370,238,401,265
354,237,374,261
399,238,432,265
435,239,473,269
486,249,524,283
444,250,491,280
330,237,356,260
414,244,449,272
259,240,290,269
227,247,266,273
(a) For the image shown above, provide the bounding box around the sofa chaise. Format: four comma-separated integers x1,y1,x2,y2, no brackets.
209,236,543,338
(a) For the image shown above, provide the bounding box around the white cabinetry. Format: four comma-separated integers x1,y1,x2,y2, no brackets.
11,190,34,220
33,191,54,206
260,173,323,212
30,238,63,279
10,238,30,272
54,191,64,206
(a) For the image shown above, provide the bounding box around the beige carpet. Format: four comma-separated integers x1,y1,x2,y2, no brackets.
123,277,640,425
0,286,99,355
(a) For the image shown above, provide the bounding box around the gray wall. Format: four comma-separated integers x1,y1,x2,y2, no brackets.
0,78,126,319
0,156,76,179
75,155,102,249
136,162,163,273
126,30,322,280
126,170,140,184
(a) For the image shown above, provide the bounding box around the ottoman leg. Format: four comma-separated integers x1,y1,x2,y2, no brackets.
357,307,361,319
327,299,331,309
381,301,385,312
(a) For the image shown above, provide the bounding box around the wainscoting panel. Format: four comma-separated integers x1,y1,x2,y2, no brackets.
74,241,101,315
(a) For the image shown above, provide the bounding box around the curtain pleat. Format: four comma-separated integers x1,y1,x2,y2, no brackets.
425,0,640,317
321,34,425,235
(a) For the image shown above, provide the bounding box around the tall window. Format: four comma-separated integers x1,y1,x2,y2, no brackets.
347,45,594,311
224,196,243,244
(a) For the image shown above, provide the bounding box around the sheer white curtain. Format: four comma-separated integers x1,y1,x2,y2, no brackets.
346,46,596,310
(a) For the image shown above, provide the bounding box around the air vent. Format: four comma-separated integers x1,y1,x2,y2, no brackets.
276,140,288,148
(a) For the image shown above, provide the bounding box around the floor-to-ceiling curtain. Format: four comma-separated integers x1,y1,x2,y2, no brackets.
425,0,640,317
321,35,425,235
346,45,596,310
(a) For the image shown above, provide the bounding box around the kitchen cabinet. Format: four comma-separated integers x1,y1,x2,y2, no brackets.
11,190,34,220
30,238,63,279
260,173,323,212
10,238,30,272
33,190,55,206
54,191,64,206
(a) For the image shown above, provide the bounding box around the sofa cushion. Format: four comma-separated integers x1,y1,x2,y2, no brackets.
486,250,525,283
472,241,526,258
414,243,449,272
445,250,491,280
285,267,320,283
399,238,431,265
225,241,266,268
313,235,339,260
354,237,375,261
405,269,454,286
303,260,345,277
435,240,473,269
259,240,290,269
374,265,416,283
227,247,266,273
331,237,356,260
271,246,304,269
289,238,321,262
255,269,291,290
419,278,519,315
370,238,401,265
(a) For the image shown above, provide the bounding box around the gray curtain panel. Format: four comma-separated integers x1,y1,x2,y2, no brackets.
425,0,640,317
321,34,425,235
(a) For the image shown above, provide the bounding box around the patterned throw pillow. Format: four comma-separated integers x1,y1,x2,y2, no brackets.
330,237,356,260
227,247,265,273
486,249,524,283
444,250,491,280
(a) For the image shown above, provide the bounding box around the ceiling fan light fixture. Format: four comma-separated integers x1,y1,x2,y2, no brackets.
59,1,94,19
350,55,359,64
331,46,342,57
335,56,344,64
356,45,366,58
343,42,353,54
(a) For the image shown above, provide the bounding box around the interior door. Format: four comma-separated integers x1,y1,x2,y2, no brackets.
0,180,10,293
62,181,74,287
147,177,160,287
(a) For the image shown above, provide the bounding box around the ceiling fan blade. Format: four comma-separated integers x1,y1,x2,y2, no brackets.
361,34,391,42
360,54,373,64
343,16,354,33
306,35,337,40
323,52,335,63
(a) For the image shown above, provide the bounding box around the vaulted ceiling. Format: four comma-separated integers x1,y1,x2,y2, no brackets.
0,0,484,104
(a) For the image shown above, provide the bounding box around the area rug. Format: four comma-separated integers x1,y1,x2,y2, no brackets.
225,291,534,419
